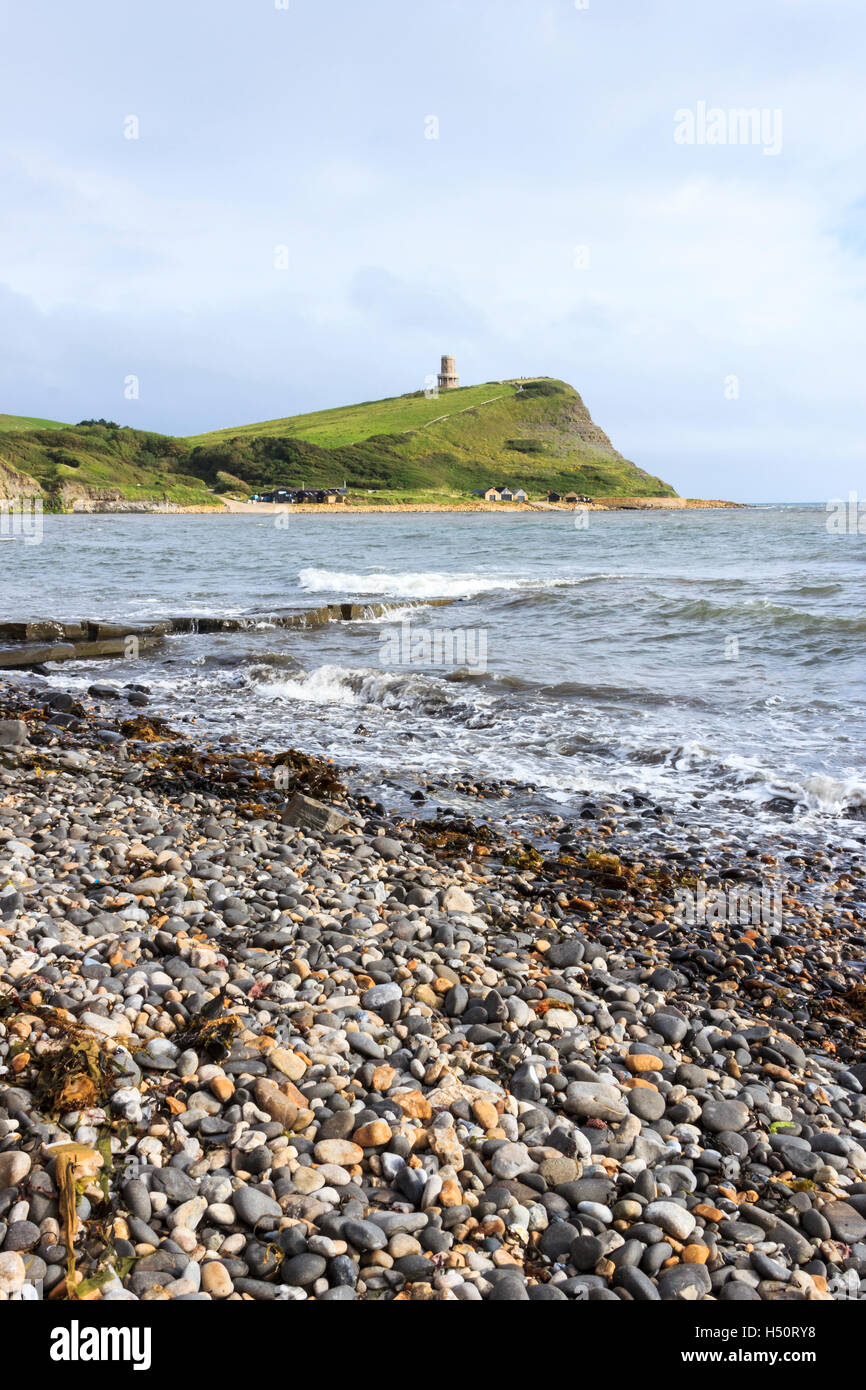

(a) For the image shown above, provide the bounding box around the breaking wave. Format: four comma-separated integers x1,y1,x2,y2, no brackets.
253,662,488,717
296,567,632,601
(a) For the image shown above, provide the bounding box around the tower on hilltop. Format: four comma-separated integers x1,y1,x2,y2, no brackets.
437,354,460,390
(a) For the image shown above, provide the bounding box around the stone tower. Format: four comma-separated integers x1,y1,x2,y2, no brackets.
437,354,460,390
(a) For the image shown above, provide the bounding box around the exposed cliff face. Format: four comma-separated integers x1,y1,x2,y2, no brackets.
59,482,124,507
550,395,626,458
0,458,43,500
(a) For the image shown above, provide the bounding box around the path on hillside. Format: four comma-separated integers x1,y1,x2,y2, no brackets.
415,390,510,431
348,390,511,446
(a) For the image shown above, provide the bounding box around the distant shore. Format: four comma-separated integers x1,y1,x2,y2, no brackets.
66,496,744,516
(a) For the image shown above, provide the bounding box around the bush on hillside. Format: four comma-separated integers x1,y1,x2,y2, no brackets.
506,439,546,454
214,471,251,494
518,381,565,397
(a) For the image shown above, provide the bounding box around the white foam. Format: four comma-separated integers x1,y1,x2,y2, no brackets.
262,664,363,707
256,659,501,715
296,567,631,601
797,773,866,814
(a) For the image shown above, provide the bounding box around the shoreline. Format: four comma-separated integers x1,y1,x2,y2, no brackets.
60,497,745,517
0,674,864,1302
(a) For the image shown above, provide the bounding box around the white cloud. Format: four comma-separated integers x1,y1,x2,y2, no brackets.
0,0,864,500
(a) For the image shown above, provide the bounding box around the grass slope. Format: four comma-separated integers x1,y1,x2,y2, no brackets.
185,382,515,449
0,422,216,506
0,379,676,505
0,413,68,433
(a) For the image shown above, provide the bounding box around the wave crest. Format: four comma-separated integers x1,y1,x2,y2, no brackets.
296,567,631,601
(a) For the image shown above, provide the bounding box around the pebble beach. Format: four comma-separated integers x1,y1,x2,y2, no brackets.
1,675,865,1304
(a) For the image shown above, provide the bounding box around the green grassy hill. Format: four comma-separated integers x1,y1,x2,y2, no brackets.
0,413,68,433
0,378,676,506
186,382,517,449
186,378,675,500
0,421,216,506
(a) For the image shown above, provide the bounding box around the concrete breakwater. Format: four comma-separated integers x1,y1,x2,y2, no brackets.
0,598,456,669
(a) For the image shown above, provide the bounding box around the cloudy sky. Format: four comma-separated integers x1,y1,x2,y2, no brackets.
1,0,863,500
